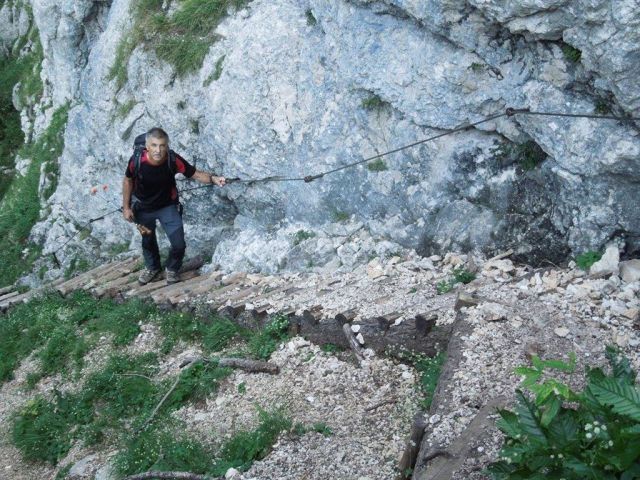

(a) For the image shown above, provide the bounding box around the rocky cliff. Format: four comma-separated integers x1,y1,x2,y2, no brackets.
1,0,639,282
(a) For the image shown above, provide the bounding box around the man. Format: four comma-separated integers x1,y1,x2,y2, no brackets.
122,127,225,285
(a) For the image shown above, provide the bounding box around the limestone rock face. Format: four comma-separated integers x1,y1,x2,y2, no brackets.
3,0,639,278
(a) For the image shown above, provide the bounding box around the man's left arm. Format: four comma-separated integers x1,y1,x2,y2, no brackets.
191,170,226,186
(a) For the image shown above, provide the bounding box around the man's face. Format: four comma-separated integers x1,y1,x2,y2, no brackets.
146,136,168,165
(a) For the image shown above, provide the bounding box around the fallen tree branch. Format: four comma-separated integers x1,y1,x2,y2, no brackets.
179,356,279,374
136,375,182,433
364,397,398,412
124,471,219,480
218,357,279,374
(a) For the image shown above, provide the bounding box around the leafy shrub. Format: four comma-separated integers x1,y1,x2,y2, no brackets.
486,348,640,479
436,267,476,294
576,251,603,271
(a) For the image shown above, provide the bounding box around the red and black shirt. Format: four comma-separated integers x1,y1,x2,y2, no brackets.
125,150,196,211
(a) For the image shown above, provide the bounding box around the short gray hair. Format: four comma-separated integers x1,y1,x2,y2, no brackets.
146,127,169,142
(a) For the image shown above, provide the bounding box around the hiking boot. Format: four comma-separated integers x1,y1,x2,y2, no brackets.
166,269,180,285
138,267,160,285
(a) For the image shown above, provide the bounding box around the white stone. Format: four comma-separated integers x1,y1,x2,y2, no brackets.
69,454,99,478
351,324,361,333
590,244,620,275
225,468,241,479
356,333,365,345
620,260,640,283
554,327,570,338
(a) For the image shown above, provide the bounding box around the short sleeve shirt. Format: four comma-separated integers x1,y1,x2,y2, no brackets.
125,150,196,211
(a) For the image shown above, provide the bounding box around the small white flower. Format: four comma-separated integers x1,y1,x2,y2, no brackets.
608,440,614,446
593,420,600,426
550,454,555,459
585,423,593,431
558,453,564,459
586,433,593,439
594,427,601,434
601,425,607,431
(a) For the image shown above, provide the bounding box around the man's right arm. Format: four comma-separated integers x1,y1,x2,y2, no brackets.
122,177,134,221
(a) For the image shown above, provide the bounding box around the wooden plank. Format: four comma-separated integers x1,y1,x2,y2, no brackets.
149,271,202,302
161,274,223,304
0,286,14,296
93,270,141,298
0,290,20,302
87,257,139,285
57,259,134,295
169,274,225,305
205,283,245,303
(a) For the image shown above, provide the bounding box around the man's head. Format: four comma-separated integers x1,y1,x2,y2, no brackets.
145,127,169,165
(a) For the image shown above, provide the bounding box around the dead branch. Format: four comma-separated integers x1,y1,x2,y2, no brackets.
364,397,398,412
179,356,279,374
218,357,279,374
136,375,181,433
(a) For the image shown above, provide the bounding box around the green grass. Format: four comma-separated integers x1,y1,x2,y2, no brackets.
332,210,350,222
204,54,226,86
305,9,317,26
246,314,290,360
576,250,602,271
109,0,250,87
212,407,293,474
367,158,388,172
436,267,476,295
115,99,137,119
468,62,485,73
293,229,315,246
5,295,299,471
362,93,388,111
561,43,582,63
397,350,446,409
515,140,547,170
0,20,43,201
492,139,547,171
320,343,344,354
115,421,217,476
0,104,69,287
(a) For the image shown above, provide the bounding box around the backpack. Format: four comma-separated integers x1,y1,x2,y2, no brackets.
132,132,178,179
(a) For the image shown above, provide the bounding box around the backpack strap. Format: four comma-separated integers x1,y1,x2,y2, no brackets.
132,132,147,180
168,150,177,176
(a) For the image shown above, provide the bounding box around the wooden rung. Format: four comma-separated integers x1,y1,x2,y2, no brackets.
150,272,203,303
92,270,141,297
335,308,358,325
169,272,225,304
89,257,140,284
56,259,126,295
0,290,20,302
205,283,244,303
